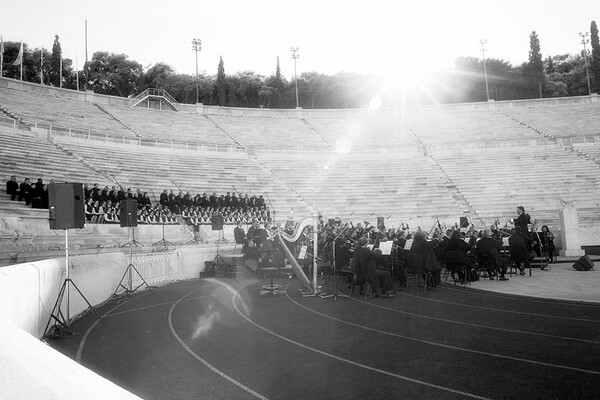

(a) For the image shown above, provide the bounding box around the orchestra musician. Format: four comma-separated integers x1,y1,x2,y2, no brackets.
533,225,556,263
352,237,394,298
513,206,532,250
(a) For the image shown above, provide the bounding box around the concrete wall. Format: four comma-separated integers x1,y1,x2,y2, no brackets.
0,245,222,339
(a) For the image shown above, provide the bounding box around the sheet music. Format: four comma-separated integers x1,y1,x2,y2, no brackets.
378,241,393,255
404,239,413,250
298,245,307,259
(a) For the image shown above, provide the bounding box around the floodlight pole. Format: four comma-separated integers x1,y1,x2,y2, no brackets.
192,38,202,104
579,32,592,99
479,39,490,101
291,47,300,108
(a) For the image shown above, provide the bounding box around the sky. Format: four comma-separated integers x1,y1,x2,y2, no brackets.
2,0,599,80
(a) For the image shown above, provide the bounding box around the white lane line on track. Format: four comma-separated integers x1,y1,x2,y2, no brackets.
400,291,600,323
284,283,600,376
168,286,270,400
76,281,215,363
441,284,600,308
232,288,491,400
348,297,600,344
107,291,232,317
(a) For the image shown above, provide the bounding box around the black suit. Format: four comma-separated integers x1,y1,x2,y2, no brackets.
353,245,382,296
234,226,247,245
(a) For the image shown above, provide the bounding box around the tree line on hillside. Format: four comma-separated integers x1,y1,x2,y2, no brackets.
1,23,600,108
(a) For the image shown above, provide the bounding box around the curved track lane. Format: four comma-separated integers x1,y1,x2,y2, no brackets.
51,278,600,400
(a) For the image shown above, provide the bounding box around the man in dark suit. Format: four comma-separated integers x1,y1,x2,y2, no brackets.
509,226,531,275
513,205,532,250
352,237,393,297
234,220,247,246
5,176,19,201
476,228,509,281
18,178,33,205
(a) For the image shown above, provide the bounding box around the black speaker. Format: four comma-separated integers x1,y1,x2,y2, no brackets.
211,214,223,231
49,183,85,230
120,199,138,227
572,255,594,271
459,217,469,228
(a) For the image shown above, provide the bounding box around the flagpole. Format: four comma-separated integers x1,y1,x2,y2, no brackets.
59,50,62,88
19,42,23,81
40,48,43,84
76,53,79,91
1,35,4,77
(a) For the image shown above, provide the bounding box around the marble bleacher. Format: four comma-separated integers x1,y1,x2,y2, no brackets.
0,87,135,139
258,151,466,227
0,127,111,192
302,110,416,150
403,107,541,146
433,144,600,229
101,104,236,146
502,103,600,139
53,137,311,216
208,114,327,149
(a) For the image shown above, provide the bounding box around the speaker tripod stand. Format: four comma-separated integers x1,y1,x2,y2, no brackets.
121,226,143,247
43,230,107,339
113,246,154,297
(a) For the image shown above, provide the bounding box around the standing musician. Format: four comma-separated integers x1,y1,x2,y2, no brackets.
513,206,532,250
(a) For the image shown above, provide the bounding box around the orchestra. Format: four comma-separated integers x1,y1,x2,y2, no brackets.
237,204,554,294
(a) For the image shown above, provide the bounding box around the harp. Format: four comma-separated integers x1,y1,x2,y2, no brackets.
275,217,317,294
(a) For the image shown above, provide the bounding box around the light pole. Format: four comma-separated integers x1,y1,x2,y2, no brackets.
291,47,300,108
579,32,592,98
479,39,490,101
192,38,202,104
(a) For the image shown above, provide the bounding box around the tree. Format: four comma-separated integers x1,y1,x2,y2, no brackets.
86,51,143,97
526,31,545,98
215,56,226,106
590,21,600,93
141,62,175,90
50,35,62,87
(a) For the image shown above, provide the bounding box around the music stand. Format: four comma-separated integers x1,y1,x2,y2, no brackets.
153,208,173,247
113,246,154,297
120,199,143,247
43,230,107,338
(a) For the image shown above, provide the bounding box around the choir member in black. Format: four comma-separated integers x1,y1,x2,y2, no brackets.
476,228,509,281
352,237,393,297
509,226,531,275
31,178,45,209
18,178,33,205
6,176,19,201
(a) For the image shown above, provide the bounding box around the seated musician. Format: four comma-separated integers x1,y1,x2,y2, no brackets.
234,220,247,247
443,230,474,282
373,248,395,295
352,237,393,298
243,239,264,274
411,231,442,286
509,226,532,275
475,228,509,281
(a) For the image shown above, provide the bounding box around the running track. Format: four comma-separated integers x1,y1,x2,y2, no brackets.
50,277,600,400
